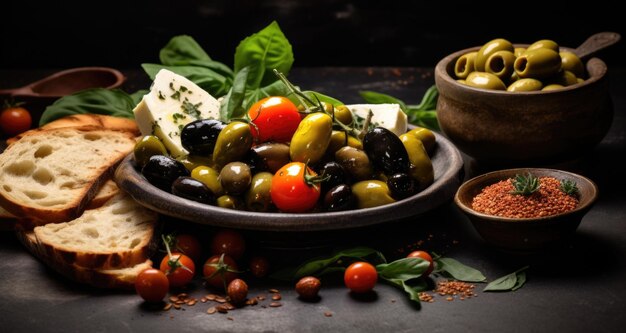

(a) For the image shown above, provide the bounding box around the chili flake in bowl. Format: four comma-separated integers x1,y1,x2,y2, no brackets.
454,168,598,252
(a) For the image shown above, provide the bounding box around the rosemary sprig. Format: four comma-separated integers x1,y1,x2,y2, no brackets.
510,173,540,196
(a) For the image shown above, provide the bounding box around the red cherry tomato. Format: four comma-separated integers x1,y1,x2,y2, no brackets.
248,96,301,143
174,234,202,263
135,268,169,302
344,261,378,293
271,162,321,213
0,106,32,137
203,254,239,290
210,229,246,260
159,252,195,288
407,250,434,276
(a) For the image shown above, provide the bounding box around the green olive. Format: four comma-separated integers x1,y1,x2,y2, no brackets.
560,51,585,78
290,112,333,165
542,84,564,91
405,127,436,155
351,180,396,209
134,135,167,168
514,47,526,57
212,121,253,168
335,146,373,181
399,134,434,190
551,70,578,86
245,172,273,212
219,162,252,195
191,165,223,196
326,130,363,158
514,48,561,79
465,72,506,90
485,50,516,81
507,78,543,92
216,195,242,209
177,155,216,172
457,79,466,84
577,78,585,84
475,38,514,72
333,105,354,125
454,51,477,79
526,39,559,53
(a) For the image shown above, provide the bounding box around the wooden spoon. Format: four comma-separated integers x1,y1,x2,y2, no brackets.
574,31,621,60
0,67,125,98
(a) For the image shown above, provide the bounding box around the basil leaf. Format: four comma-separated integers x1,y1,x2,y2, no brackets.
39,88,135,126
301,91,343,107
159,35,212,64
359,91,407,111
243,80,291,111
234,21,294,88
292,247,385,280
129,89,148,106
376,257,430,281
142,63,231,97
408,110,440,131
413,85,439,110
435,257,486,282
384,278,427,306
484,266,529,292
172,59,234,78
219,66,250,121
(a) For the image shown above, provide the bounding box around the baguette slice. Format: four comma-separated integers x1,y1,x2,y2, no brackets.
16,228,152,290
0,126,136,224
7,114,140,145
34,192,158,270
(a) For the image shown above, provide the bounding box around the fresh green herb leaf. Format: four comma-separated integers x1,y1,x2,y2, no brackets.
243,79,292,111
376,257,430,281
299,91,343,107
511,173,541,196
560,179,579,196
159,35,212,64
39,89,135,126
234,21,294,89
434,257,487,282
359,91,408,110
484,266,529,292
385,277,429,306
219,66,250,121
130,89,149,105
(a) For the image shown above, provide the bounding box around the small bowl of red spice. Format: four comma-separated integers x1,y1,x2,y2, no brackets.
455,168,598,252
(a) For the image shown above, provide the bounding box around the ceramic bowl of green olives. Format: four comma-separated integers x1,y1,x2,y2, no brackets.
435,32,619,165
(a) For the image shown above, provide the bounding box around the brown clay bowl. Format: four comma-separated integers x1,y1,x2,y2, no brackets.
434,46,614,166
455,168,598,252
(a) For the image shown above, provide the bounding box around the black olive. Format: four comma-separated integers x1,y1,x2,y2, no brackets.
245,142,290,173
387,173,417,199
141,155,190,192
180,119,225,155
318,161,347,194
363,127,410,175
323,184,357,212
171,176,216,204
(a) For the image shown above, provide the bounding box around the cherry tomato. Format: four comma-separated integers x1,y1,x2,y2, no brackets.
249,256,270,278
248,96,301,143
344,261,378,293
0,106,32,137
407,250,434,276
159,252,195,288
271,162,322,213
210,229,246,260
174,234,203,263
135,268,169,302
203,254,239,290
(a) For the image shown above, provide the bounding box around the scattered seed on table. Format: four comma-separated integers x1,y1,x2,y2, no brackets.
207,307,217,315
269,288,279,294
163,303,172,311
178,293,188,299
269,302,282,307
187,300,197,306
227,317,234,321
324,312,333,317
215,296,227,303
246,298,258,306
216,305,228,314
173,304,182,309
200,297,208,303
272,294,282,301
206,294,217,301
169,296,179,303
224,303,235,310
446,297,454,301
257,295,266,301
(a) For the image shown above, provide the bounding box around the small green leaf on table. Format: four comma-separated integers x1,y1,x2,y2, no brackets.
434,257,487,282
484,266,529,292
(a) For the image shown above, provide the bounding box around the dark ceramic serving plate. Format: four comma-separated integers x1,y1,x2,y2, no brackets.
114,131,464,231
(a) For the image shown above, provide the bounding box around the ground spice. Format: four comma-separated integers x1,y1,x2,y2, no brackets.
472,177,578,218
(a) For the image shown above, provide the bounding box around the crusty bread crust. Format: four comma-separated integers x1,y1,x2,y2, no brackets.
34,193,159,270
0,126,136,224
7,114,140,145
16,228,153,290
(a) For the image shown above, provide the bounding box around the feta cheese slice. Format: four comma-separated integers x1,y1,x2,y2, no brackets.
133,69,221,158
345,103,408,136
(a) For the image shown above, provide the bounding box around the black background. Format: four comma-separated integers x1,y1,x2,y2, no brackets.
1,0,624,69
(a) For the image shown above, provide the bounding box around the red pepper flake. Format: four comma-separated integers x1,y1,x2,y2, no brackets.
472,177,578,218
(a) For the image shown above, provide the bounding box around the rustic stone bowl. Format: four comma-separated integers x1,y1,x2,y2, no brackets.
454,168,598,252
434,47,613,166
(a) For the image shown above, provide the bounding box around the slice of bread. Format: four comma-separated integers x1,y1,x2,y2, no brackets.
33,192,158,270
16,228,153,290
7,114,140,145
0,126,136,224
86,179,120,210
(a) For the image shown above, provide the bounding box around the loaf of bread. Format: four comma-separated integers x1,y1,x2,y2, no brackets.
16,228,153,290
7,114,140,145
33,192,158,270
0,126,136,224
